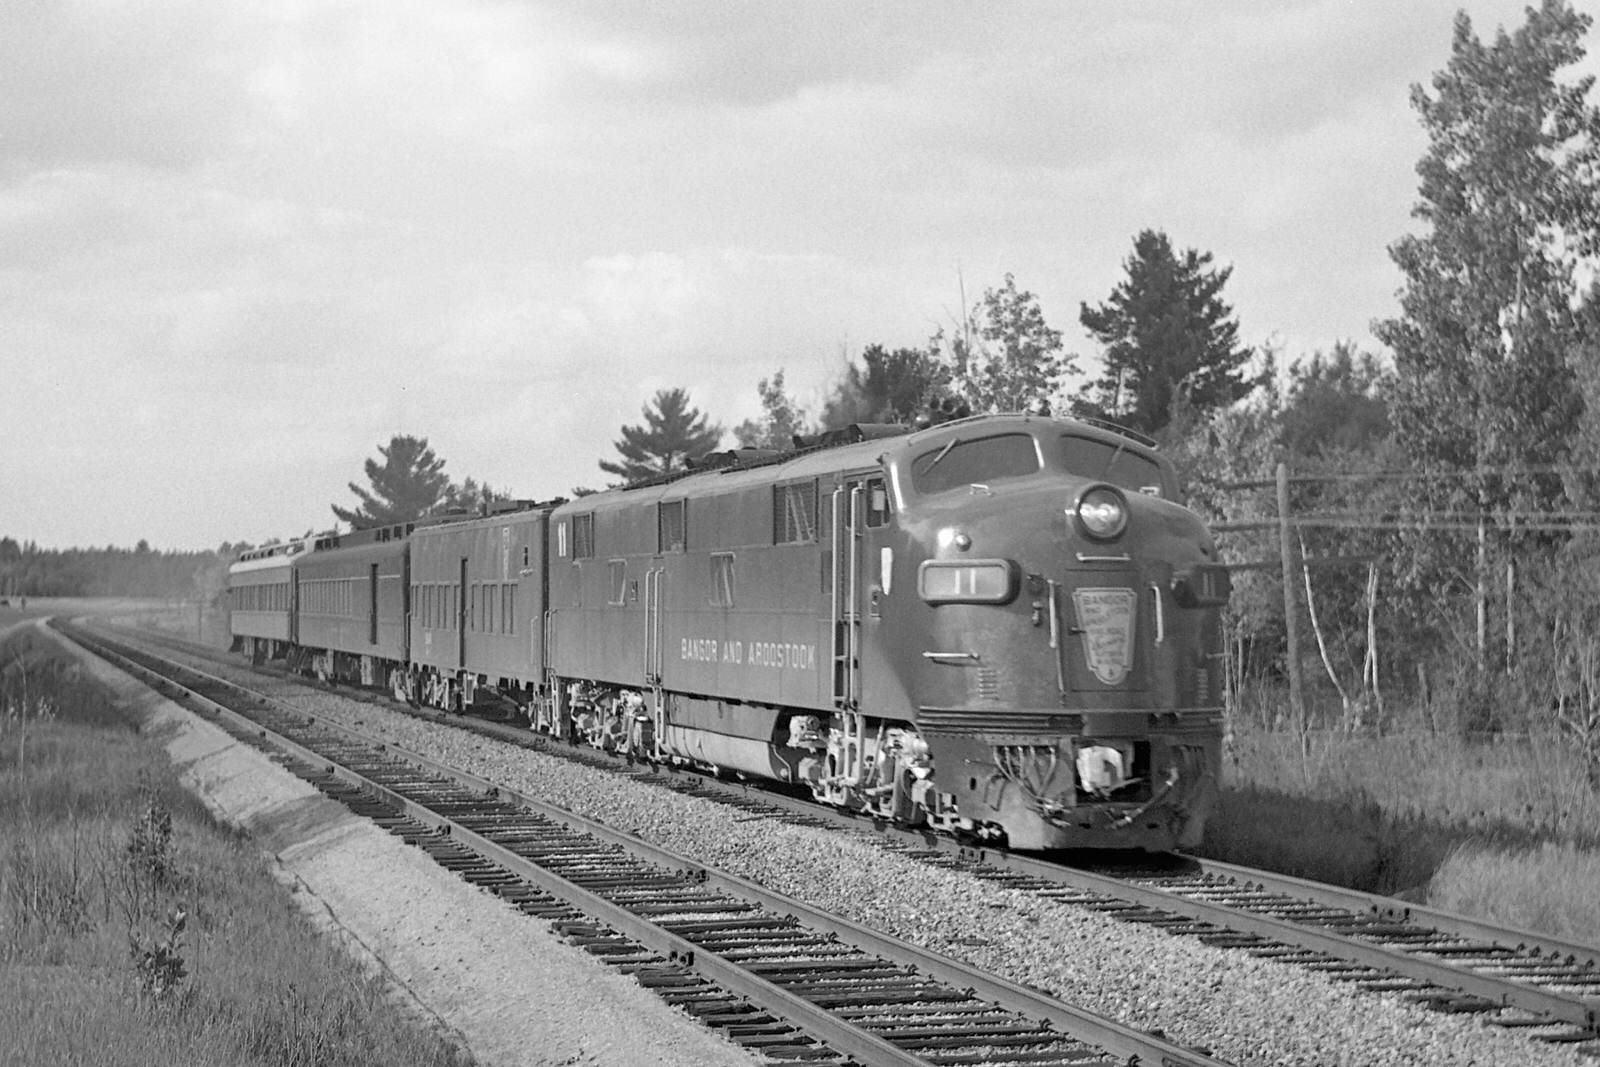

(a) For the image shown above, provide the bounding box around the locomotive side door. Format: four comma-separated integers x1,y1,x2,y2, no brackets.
644,563,664,685
457,556,468,670
368,563,379,646
829,480,862,710
829,473,892,711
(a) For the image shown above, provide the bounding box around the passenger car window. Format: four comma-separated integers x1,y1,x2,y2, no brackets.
910,433,1040,496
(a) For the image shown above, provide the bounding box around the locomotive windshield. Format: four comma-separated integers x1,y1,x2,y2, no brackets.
1056,434,1165,494
910,433,1040,495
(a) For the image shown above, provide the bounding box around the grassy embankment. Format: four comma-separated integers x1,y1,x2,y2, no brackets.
1199,695,1600,945
0,627,473,1067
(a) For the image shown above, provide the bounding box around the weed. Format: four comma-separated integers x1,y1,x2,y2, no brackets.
129,907,188,1003
1,817,94,955
1426,840,1600,943
1,649,57,768
126,780,175,886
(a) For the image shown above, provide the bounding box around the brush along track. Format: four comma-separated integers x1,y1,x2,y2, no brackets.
59,620,1227,1067
100,623,1600,1056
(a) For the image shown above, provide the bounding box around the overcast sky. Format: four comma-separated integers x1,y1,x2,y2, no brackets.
4,1,1596,552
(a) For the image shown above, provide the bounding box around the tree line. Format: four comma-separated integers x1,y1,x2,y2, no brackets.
9,3,1600,777
0,538,226,604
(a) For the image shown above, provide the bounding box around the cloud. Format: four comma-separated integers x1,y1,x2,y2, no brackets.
5,0,1596,550
0,1,258,172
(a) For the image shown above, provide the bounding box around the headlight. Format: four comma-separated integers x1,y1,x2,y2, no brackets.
917,559,1019,604
1074,484,1128,540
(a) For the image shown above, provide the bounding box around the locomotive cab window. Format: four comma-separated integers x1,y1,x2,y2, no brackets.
1056,435,1166,496
910,433,1040,496
865,476,890,527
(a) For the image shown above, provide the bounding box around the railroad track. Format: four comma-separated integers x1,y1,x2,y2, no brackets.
649,764,1600,1050
90,620,1600,1055
59,619,1229,1067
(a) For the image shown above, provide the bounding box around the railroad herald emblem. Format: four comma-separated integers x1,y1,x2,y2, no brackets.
1071,587,1136,685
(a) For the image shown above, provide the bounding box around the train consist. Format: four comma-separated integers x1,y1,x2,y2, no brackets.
228,413,1230,850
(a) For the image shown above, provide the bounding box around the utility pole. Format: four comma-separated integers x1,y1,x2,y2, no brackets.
1505,557,1515,671
1277,462,1306,740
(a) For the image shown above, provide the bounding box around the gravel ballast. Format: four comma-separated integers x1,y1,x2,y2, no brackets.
150,642,1597,1067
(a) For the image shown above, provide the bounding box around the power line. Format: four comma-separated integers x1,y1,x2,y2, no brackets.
1218,513,1600,534
1207,462,1596,491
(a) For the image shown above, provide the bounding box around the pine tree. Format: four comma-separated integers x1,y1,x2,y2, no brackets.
1077,230,1256,434
332,435,451,529
600,388,723,485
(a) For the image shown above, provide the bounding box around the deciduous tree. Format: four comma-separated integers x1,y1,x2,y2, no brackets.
940,274,1072,414
439,476,511,515
1373,0,1600,669
600,388,723,485
1280,343,1392,460
1376,0,1597,484
820,344,949,428
734,370,812,451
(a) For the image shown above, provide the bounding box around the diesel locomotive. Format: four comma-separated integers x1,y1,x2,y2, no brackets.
227,413,1229,850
